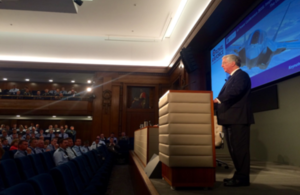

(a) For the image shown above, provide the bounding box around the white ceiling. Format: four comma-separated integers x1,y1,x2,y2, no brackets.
0,0,211,67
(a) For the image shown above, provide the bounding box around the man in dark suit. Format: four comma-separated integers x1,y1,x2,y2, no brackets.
214,54,254,187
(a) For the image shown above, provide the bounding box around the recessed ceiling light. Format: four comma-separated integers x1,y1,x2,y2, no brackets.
25,78,30,81
52,115,56,118
87,80,91,83
86,87,92,92
16,115,20,117
71,80,75,83
3,78,7,81
49,79,53,82
88,116,91,118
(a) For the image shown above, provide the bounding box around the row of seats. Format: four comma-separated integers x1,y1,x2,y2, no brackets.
0,146,114,195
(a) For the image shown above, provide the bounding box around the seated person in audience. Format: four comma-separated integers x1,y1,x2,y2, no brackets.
46,138,58,151
30,132,37,139
37,129,45,138
9,85,19,94
39,136,44,140
24,125,28,131
28,123,34,130
64,125,69,132
107,133,118,143
23,88,31,95
1,138,10,150
53,138,69,166
28,138,38,154
53,124,60,133
61,87,68,95
17,133,23,140
24,134,31,142
68,88,77,95
119,132,129,141
55,93,64,100
14,91,23,99
54,132,60,139
22,129,30,139
10,139,19,151
14,140,32,158
66,125,76,141
43,89,50,96
35,124,40,131
31,127,38,135
66,138,76,159
10,129,18,137
1,130,12,144
49,87,56,95
44,140,50,149
45,125,53,134
11,124,18,131
35,140,46,153
46,129,56,140
99,133,106,142
72,138,84,156
90,136,105,150
55,88,60,96
107,137,120,155
81,140,90,153
19,125,24,134
10,133,18,141
58,127,69,139
0,124,5,131
35,91,43,99
5,125,11,133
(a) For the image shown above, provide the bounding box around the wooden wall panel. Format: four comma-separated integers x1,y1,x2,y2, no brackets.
126,110,156,137
0,100,92,116
110,85,120,137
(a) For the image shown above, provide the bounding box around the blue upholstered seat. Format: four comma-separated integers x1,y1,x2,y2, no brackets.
26,173,59,195
15,156,37,180
40,152,55,171
0,159,22,188
0,183,36,195
29,154,47,174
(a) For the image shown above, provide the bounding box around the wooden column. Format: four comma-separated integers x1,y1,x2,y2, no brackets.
91,73,103,140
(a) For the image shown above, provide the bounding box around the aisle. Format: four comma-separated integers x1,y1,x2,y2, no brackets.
105,165,134,195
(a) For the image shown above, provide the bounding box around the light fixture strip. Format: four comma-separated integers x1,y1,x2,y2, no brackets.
164,0,188,38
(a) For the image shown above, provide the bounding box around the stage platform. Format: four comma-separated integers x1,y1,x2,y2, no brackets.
130,151,300,195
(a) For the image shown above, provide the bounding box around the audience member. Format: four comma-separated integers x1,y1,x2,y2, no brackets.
107,137,120,155
23,88,31,95
37,129,45,138
66,138,76,159
53,138,69,166
49,87,56,95
14,140,32,158
30,132,37,139
72,138,83,156
44,140,50,149
28,123,35,131
64,125,69,132
53,124,60,133
45,125,53,134
11,124,18,131
68,88,77,95
81,140,90,153
1,130,12,144
119,132,129,141
61,87,68,94
17,133,22,140
28,138,38,154
10,139,19,151
59,127,68,139
43,89,50,96
99,133,106,142
55,88,60,95
35,124,40,131
90,136,105,150
0,124,5,131
9,85,19,94
35,91,43,99
66,126,76,141
46,138,58,151
10,133,18,141
35,140,46,153
46,129,56,140
1,138,10,150
107,133,118,143
22,129,30,139
24,134,31,142
19,125,24,133
55,93,64,99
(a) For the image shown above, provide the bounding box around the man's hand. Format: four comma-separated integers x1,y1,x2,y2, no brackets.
213,98,219,103
27,148,32,154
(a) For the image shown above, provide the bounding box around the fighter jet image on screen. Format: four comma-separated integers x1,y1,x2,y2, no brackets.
228,1,300,70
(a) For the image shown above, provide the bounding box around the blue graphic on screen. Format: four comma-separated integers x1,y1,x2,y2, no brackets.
211,0,300,99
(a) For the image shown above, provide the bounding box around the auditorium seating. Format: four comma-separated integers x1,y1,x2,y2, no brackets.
0,146,114,195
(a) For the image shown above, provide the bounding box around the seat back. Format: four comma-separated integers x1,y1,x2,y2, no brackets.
0,159,22,188
91,150,103,167
15,156,37,180
73,157,90,184
40,152,55,171
0,183,36,195
29,154,47,174
77,156,93,179
83,152,98,172
26,173,59,195
65,162,85,193
50,164,78,195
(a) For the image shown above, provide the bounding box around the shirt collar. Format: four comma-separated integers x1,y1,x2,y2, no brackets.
230,68,240,76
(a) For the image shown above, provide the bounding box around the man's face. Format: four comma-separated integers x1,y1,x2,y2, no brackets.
65,125,68,129
19,142,28,151
37,91,41,95
60,129,64,133
50,130,53,134
45,89,49,93
38,141,44,148
54,125,58,128
95,138,99,144
13,124,17,128
75,139,81,146
122,132,125,137
36,124,39,128
2,132,7,137
2,140,8,145
31,140,37,148
68,139,74,147
110,138,114,144
60,140,68,149
51,139,57,145
39,130,43,134
12,134,17,139
70,126,74,130
221,58,235,74
100,134,104,138
26,135,30,139
16,91,20,95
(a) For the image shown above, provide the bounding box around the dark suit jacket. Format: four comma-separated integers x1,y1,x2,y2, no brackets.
216,69,254,125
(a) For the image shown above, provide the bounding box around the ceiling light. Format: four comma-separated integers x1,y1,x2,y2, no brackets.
3,78,7,81
25,78,30,81
165,0,188,38
87,80,91,83
71,80,75,83
49,79,53,82
52,115,56,118
16,115,20,117
88,116,91,118
86,87,92,92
